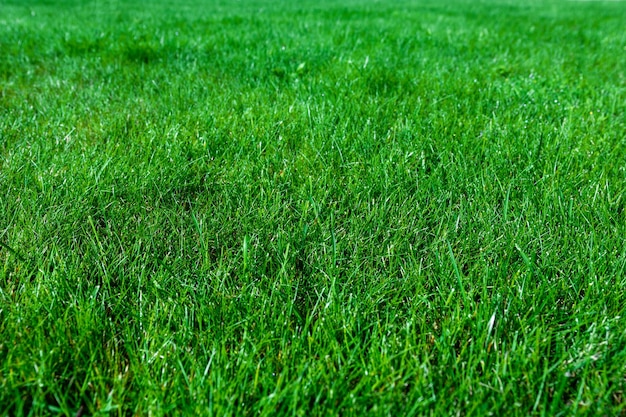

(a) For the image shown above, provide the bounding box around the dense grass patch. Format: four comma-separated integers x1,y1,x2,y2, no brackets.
1,0,625,415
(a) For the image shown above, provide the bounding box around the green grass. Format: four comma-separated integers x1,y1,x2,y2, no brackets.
1,0,626,415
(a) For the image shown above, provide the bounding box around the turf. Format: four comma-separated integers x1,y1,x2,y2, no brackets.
1,0,626,415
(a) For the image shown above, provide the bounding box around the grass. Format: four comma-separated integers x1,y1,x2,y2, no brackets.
1,0,626,415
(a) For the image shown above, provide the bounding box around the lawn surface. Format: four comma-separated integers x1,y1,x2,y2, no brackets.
1,0,626,415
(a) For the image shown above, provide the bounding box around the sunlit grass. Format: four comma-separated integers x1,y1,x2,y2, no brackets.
1,0,625,415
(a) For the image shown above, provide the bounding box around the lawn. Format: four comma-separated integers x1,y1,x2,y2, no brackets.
1,0,625,415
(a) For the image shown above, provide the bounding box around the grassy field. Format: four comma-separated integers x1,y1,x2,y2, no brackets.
1,0,626,415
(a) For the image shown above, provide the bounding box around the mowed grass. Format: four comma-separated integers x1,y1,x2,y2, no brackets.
1,0,626,414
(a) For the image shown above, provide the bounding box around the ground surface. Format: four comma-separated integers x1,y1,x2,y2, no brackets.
1,0,626,415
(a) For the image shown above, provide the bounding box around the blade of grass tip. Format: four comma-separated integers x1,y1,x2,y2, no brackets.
191,209,210,264
331,211,337,267
447,241,469,306
200,348,216,387
87,215,110,279
177,357,191,391
330,212,338,297
503,184,511,223
191,209,202,236
87,215,104,254
486,310,496,345
243,234,249,275
514,244,533,297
